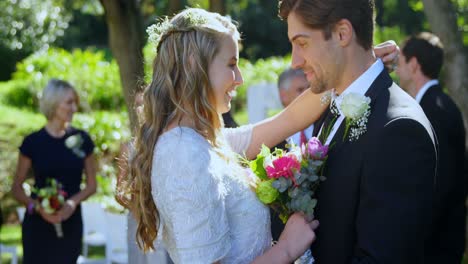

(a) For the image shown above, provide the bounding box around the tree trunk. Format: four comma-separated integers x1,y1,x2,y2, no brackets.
99,0,144,134
209,0,225,15
375,0,384,27
422,0,468,144
168,0,183,16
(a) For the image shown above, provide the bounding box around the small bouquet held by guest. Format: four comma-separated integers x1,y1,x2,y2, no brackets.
32,178,67,238
247,137,329,264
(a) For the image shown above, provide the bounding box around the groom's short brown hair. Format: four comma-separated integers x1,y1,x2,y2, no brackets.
278,0,375,51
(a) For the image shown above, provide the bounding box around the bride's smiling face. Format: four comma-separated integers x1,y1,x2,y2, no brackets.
208,35,243,114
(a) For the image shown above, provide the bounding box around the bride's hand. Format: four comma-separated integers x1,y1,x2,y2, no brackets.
374,40,400,72
277,212,320,261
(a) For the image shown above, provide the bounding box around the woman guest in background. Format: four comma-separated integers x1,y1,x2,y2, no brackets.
12,79,97,264
118,8,399,264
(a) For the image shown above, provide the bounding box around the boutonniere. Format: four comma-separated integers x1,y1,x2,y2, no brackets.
340,93,371,141
65,134,85,158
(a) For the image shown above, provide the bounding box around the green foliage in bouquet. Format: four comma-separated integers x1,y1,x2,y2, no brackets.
32,178,67,214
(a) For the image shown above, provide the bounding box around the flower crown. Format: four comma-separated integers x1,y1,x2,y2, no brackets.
146,12,209,52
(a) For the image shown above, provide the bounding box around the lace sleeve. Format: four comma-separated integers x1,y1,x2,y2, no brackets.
152,130,231,264
222,124,254,154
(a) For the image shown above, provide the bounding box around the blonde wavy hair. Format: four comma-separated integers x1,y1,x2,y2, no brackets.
119,8,240,252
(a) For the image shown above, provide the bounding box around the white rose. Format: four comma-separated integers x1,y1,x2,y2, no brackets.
340,93,371,121
288,145,303,163
65,134,83,149
65,135,79,148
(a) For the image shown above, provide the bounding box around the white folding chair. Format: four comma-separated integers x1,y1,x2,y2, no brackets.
81,202,107,257
104,211,128,264
247,83,282,123
0,244,18,264
76,255,106,264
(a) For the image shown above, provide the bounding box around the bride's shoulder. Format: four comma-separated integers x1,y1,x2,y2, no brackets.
157,126,209,152
152,127,221,194
153,127,212,173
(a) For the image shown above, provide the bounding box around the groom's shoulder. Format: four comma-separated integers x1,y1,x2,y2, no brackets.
387,83,431,126
370,82,435,144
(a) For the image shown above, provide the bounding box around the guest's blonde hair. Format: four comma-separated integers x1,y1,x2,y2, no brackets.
120,8,240,252
39,79,78,120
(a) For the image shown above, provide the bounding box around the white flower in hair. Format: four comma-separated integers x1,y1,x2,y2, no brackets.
146,16,173,49
146,10,209,51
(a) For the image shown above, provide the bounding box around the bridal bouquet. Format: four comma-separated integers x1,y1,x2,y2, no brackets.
249,137,328,223
32,178,67,238
248,138,329,264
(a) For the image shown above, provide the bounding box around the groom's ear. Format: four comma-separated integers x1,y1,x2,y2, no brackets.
334,19,353,47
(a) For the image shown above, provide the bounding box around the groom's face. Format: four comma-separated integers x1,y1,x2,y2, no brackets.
287,12,343,94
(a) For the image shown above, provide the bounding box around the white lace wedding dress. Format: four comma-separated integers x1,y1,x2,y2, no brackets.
151,126,272,264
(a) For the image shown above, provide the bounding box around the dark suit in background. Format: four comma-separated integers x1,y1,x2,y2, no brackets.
420,84,466,264
222,111,238,128
396,32,467,263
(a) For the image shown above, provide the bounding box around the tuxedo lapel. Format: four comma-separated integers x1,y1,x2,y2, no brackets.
314,70,392,144
328,70,393,149
313,108,330,137
365,70,393,103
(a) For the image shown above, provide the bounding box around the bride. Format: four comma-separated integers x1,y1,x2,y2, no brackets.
118,8,399,264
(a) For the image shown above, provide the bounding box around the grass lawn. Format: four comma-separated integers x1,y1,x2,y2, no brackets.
1,224,105,264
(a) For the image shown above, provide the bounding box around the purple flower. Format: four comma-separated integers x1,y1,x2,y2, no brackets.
307,137,328,160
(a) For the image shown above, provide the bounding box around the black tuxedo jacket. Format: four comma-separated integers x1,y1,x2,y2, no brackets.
419,85,466,264
311,70,437,264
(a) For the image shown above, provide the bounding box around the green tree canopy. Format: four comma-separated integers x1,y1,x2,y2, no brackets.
0,0,71,52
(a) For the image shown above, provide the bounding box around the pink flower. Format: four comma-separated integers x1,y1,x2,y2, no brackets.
265,155,301,179
307,137,329,160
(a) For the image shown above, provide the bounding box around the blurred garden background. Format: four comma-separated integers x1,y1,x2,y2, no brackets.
0,0,467,263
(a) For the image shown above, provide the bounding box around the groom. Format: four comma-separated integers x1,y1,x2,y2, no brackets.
279,0,437,263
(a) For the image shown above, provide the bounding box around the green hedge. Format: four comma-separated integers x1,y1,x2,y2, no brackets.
8,48,123,111
3,44,295,115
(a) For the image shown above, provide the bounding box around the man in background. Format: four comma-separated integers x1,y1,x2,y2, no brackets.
277,68,313,148
397,32,466,264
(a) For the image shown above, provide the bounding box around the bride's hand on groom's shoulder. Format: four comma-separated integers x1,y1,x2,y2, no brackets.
277,213,320,261
374,40,400,72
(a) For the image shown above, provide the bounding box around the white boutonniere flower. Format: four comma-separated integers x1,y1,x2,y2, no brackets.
340,93,371,141
65,134,85,158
